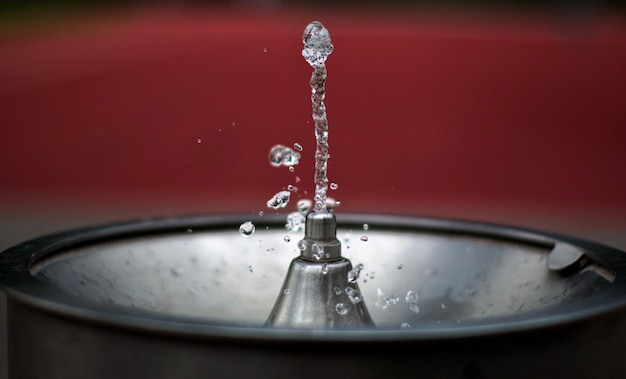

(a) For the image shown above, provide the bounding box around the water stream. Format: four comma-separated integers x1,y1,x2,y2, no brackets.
302,21,334,212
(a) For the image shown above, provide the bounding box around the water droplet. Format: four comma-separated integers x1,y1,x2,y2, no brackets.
302,21,334,67
375,288,399,310
345,287,363,304
239,221,255,236
400,322,411,329
294,143,303,151
325,197,340,210
295,176,301,183
269,145,301,168
333,287,342,295
297,239,307,251
360,235,368,242
263,47,268,53
248,265,254,273
267,190,291,209
297,199,312,213
405,290,419,304
287,185,298,192
289,166,295,172
335,303,348,315
409,304,420,314
385,295,399,308
312,243,324,260
347,263,364,283
286,212,305,232
441,303,447,310
322,262,329,275
258,211,264,216
367,271,376,279
330,182,338,190
186,228,193,233
397,264,404,270
284,235,291,242
283,288,291,295
197,138,202,143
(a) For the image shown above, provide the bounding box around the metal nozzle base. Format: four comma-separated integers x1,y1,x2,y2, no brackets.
265,211,375,329
264,257,375,329
299,211,342,261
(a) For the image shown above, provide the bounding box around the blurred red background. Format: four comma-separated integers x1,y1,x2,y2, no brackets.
0,4,624,246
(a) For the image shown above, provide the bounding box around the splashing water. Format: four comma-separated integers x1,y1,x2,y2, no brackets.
286,211,305,232
296,199,313,213
347,263,365,283
239,221,255,236
312,243,324,260
345,287,363,304
269,144,300,168
405,290,419,304
335,303,348,315
325,197,340,210
376,288,400,310
303,21,334,66
297,239,307,250
267,190,291,209
303,21,334,212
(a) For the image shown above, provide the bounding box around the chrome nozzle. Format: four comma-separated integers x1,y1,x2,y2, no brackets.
300,211,342,261
265,211,375,329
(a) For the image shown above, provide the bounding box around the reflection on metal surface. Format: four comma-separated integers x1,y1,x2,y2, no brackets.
547,242,588,273
28,220,612,329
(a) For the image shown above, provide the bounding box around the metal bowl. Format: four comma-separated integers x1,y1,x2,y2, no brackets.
1,213,626,378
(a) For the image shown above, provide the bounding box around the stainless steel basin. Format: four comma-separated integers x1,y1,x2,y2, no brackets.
1,213,625,378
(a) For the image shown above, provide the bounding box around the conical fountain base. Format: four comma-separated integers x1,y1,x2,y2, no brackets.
265,257,374,329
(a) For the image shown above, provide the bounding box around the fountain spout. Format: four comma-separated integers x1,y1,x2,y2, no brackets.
265,211,375,329
300,211,342,261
